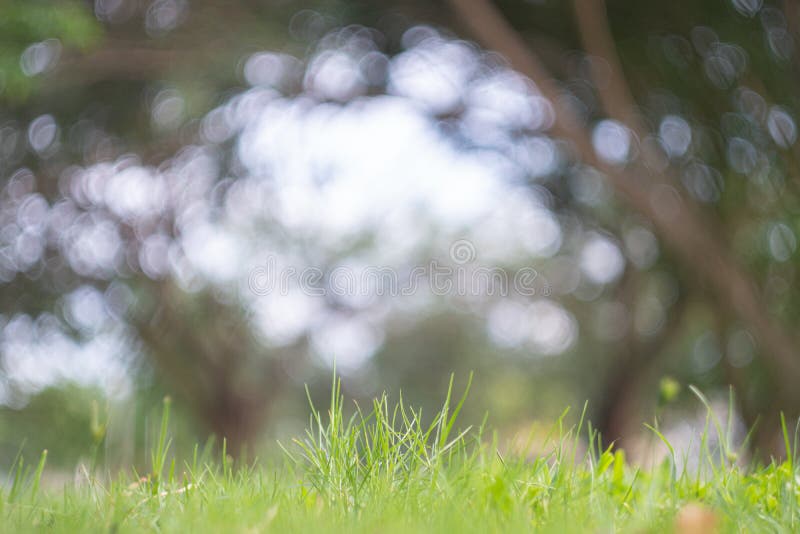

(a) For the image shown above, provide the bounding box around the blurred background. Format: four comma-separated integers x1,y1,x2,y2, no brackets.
1,0,800,473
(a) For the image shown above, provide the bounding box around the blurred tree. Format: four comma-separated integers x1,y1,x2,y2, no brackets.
443,0,793,445
2,0,800,458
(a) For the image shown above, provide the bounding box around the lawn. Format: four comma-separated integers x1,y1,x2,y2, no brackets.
2,376,798,533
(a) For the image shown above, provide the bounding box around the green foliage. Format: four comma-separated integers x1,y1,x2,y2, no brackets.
658,376,681,407
0,385,105,467
0,1,100,100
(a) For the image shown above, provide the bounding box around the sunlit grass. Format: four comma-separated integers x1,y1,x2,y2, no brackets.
1,375,799,533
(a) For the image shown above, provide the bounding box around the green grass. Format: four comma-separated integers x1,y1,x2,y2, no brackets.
1,375,799,533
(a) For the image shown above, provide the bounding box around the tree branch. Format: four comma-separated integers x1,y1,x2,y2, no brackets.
572,0,646,136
